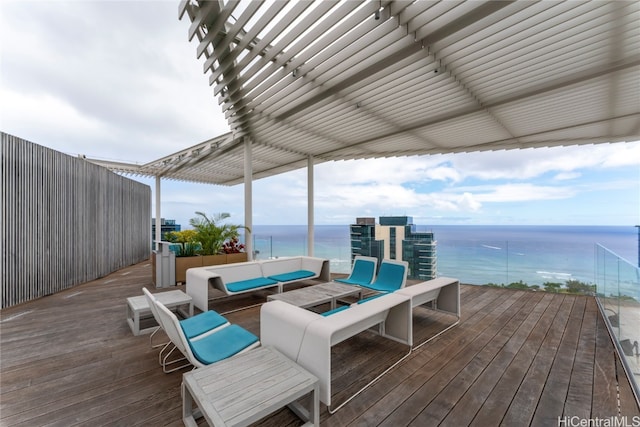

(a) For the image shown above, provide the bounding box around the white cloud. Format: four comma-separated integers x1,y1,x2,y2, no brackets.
316,156,449,186
598,143,640,168
450,142,640,181
554,172,581,181
457,192,482,212
471,183,575,203
1,89,105,139
0,1,228,162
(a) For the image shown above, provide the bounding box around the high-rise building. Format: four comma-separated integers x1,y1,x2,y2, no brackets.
152,218,181,244
348,216,437,280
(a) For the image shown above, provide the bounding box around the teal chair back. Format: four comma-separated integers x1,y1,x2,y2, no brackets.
349,258,376,285
369,260,407,292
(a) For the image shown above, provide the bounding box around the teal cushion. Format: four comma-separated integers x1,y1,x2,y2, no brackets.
180,310,227,339
357,293,386,303
267,270,315,282
226,277,278,293
189,325,259,365
335,259,375,286
321,293,385,316
334,277,360,285
363,263,405,292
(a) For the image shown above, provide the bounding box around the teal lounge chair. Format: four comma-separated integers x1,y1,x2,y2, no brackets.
151,293,259,370
360,259,408,293
335,255,377,287
143,287,231,372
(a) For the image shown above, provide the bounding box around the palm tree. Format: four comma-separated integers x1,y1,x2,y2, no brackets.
189,212,249,255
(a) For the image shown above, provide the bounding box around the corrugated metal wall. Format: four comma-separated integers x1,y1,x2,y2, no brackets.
1,133,151,308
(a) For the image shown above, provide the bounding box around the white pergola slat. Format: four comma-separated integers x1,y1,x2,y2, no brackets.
100,0,639,186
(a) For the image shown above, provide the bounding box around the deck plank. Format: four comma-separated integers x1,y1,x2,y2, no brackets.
591,307,621,418
380,290,544,426
530,297,587,426
439,292,559,426
348,289,530,426
410,291,553,425
1,261,638,427
564,296,598,419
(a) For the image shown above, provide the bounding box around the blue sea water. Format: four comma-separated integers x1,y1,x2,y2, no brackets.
250,224,639,291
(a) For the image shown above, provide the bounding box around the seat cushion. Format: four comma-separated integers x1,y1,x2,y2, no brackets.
364,262,405,292
189,324,259,365
337,259,375,286
321,293,385,316
226,277,279,293
180,310,227,339
267,269,315,282
321,305,350,316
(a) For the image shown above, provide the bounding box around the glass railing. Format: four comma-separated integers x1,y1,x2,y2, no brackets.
252,235,353,274
251,236,624,288
595,244,639,402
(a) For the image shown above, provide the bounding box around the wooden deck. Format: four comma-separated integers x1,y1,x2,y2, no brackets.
1,260,638,426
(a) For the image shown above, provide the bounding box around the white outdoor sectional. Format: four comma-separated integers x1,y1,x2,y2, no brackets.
185,256,330,312
260,293,413,409
260,276,461,411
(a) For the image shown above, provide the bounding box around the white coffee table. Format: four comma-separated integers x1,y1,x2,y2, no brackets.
182,346,319,426
267,281,362,309
126,289,193,336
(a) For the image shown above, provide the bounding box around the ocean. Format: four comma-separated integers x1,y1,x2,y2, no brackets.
250,225,639,292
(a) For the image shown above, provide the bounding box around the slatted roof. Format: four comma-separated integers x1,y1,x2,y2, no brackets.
103,0,640,185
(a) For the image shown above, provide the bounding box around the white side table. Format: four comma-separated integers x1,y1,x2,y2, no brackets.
182,346,319,427
126,290,193,336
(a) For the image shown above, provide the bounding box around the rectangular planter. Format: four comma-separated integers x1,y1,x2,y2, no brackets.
173,253,248,285
225,253,248,264
201,254,228,266
175,256,204,284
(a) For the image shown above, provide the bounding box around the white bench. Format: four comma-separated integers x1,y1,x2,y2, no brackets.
260,293,412,409
396,277,460,348
186,256,330,312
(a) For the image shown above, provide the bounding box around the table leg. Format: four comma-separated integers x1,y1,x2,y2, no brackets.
287,386,320,427
311,383,319,426
133,308,140,336
182,382,198,427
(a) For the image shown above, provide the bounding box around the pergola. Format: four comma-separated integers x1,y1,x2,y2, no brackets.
93,0,640,257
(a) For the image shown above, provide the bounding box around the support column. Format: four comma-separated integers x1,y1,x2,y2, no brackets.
307,155,314,257
244,137,253,261
155,175,161,250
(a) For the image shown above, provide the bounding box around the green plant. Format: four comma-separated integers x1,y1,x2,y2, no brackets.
164,229,198,244
189,211,249,255
176,242,200,257
163,230,201,257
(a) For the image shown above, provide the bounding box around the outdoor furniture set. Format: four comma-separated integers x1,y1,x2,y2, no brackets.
260,258,460,412
131,255,459,425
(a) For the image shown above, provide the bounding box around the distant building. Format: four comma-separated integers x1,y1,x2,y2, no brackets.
152,218,181,244
348,216,437,280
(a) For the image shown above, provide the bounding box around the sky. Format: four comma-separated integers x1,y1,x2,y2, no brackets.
2,1,639,228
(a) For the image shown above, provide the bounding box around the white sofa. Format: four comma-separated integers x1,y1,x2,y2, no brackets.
260,293,412,406
186,256,330,312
